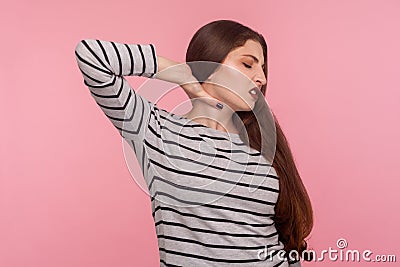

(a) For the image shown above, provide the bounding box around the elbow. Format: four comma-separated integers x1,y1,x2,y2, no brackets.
74,39,87,58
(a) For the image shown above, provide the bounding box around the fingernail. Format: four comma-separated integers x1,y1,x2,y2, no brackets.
216,102,223,109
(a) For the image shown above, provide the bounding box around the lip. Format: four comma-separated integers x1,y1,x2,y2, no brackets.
248,87,259,100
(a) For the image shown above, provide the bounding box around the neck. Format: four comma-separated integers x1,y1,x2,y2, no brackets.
182,99,238,134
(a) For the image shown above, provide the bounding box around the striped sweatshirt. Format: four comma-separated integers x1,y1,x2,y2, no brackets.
74,39,301,267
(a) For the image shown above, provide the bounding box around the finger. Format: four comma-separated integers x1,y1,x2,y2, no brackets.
195,91,224,110
182,82,223,110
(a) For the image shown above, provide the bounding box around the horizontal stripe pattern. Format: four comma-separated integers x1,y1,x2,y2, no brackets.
75,39,300,267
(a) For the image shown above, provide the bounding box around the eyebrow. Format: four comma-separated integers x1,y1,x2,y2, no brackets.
241,54,265,67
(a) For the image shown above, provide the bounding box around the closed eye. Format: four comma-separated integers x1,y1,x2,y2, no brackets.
243,63,252,68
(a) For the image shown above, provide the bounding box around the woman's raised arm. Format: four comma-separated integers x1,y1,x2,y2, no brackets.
74,38,220,148
74,38,158,162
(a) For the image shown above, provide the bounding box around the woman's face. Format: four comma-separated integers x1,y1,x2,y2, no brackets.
204,39,267,111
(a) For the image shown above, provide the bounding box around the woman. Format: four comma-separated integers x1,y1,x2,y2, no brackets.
74,19,313,266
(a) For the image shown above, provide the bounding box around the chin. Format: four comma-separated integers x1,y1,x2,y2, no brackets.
242,101,256,111
235,104,254,112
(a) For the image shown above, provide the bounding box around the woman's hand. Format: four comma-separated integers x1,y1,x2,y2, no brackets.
154,56,223,109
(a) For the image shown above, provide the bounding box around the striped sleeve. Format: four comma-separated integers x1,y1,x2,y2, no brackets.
74,39,158,168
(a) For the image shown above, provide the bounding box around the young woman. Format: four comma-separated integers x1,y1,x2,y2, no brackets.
74,19,313,266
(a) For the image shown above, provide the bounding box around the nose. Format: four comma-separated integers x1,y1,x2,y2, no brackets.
254,68,267,88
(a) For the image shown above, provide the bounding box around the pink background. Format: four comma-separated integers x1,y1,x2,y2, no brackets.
1,0,399,266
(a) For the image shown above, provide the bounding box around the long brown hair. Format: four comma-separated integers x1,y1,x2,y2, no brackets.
185,19,314,261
